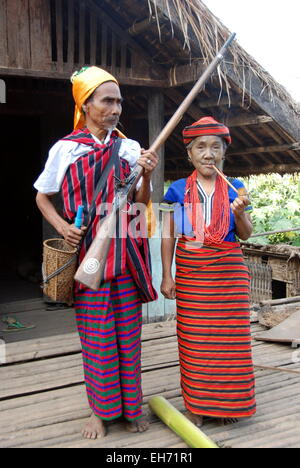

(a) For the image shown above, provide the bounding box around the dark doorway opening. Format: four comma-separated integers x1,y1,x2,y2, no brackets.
272,280,287,300
0,115,43,304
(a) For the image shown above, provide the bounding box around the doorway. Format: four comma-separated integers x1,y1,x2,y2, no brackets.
0,115,43,304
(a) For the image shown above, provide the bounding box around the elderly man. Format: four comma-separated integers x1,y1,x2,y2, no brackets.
34,67,158,439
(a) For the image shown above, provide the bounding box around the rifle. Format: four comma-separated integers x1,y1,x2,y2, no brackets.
74,33,237,290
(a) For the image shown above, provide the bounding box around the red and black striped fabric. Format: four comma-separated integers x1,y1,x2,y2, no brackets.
61,128,157,303
175,239,256,419
182,117,232,146
61,128,129,283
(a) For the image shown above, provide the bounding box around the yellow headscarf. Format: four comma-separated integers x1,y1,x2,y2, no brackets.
71,66,124,137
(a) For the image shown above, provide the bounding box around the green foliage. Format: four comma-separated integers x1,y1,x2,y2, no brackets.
241,174,300,246
164,175,300,246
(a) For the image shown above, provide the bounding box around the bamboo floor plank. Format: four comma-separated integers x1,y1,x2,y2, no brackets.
1,321,300,448
2,340,298,401
1,367,299,436
0,298,45,314
4,321,177,364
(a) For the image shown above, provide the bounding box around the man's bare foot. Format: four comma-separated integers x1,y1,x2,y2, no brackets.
126,417,150,433
217,418,239,426
82,413,107,440
186,411,204,427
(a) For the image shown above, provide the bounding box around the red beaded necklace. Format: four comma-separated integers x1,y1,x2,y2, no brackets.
184,171,230,245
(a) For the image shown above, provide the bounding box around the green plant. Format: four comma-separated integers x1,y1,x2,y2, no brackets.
242,174,300,246
164,175,300,246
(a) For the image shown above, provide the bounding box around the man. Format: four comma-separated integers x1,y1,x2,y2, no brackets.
34,67,158,439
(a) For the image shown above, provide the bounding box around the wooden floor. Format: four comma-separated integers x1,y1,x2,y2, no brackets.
1,301,300,448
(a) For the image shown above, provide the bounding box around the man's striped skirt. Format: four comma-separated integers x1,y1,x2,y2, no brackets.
74,271,143,421
176,239,256,419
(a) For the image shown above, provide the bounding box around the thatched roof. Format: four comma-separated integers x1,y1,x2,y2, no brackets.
1,0,299,178
93,0,300,178
148,0,299,113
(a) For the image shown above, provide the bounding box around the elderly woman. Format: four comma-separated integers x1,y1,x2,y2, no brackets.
160,117,256,427
34,67,158,439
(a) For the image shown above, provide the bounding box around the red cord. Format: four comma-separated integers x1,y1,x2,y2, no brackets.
184,171,230,245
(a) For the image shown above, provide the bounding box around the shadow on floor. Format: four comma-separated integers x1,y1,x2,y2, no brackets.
0,273,42,304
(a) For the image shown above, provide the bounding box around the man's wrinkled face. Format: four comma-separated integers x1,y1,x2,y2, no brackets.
188,135,226,177
84,81,123,131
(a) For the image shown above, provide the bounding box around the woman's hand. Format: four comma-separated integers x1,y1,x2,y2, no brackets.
62,224,87,248
161,276,177,300
137,149,159,178
231,196,250,218
232,197,253,240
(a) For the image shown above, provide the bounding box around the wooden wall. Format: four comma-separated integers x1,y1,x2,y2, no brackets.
0,0,52,71
142,223,176,324
0,0,156,83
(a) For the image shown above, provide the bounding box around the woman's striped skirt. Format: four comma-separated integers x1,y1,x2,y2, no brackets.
176,239,256,419
74,271,143,421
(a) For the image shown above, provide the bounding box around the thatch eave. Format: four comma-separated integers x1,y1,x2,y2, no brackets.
0,0,299,178
97,0,300,178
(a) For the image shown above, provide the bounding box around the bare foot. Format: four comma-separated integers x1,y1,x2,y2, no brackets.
126,417,150,433
82,413,107,440
218,418,239,426
186,411,204,428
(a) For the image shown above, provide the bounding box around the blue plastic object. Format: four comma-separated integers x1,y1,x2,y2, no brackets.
75,205,84,229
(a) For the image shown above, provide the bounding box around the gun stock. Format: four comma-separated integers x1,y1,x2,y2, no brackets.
74,33,237,291
74,211,117,290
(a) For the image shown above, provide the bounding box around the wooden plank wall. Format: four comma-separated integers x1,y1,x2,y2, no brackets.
142,220,176,323
0,0,52,71
0,0,9,67
0,0,138,77
246,262,273,303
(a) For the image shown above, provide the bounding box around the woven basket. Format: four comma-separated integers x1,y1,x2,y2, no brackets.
43,239,77,305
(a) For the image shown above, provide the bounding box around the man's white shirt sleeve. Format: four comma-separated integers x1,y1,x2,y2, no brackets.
33,140,90,194
34,136,151,194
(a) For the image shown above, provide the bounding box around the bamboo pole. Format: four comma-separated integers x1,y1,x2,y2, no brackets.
149,396,219,448
123,33,237,197
150,33,236,153
212,165,239,194
250,227,300,238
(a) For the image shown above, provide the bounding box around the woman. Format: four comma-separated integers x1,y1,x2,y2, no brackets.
34,66,158,439
160,117,256,427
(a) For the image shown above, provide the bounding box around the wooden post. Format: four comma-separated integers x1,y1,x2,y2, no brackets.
147,90,168,323
148,89,165,203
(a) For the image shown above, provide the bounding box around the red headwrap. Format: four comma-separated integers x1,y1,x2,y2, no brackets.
182,116,231,146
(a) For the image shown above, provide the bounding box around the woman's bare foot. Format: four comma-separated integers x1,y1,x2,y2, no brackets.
126,416,150,433
82,413,107,440
186,411,204,427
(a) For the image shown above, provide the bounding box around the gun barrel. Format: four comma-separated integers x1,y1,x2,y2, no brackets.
119,33,237,213
218,32,236,57
74,34,237,290
149,32,236,154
